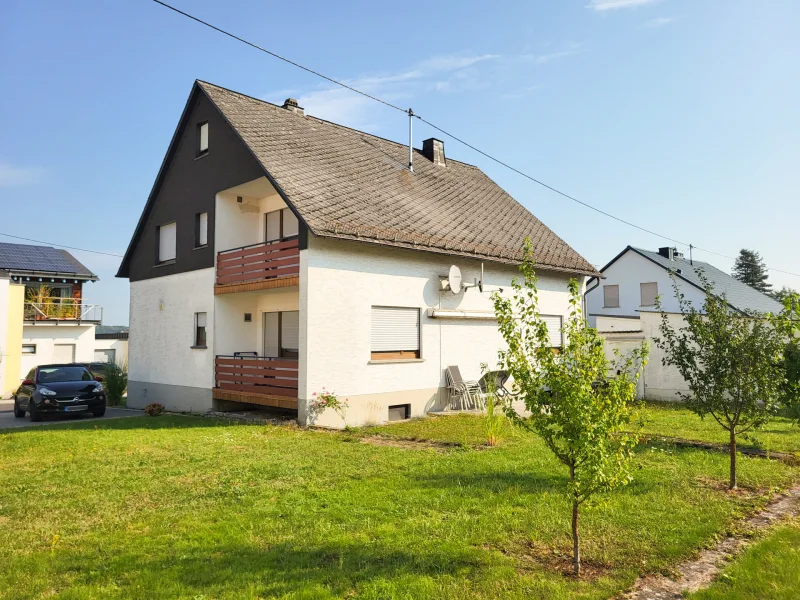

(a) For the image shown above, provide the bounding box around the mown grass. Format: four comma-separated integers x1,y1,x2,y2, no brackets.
639,402,800,456
690,522,800,600
0,414,797,599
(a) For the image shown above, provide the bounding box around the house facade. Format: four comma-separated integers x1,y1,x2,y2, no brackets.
587,245,782,401
117,81,598,427
0,242,102,396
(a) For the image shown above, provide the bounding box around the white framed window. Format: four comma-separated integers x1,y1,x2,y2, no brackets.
22,344,37,354
640,282,658,307
198,122,209,156
196,212,208,247
541,315,563,349
603,285,620,308
370,306,420,360
194,312,207,348
157,222,177,263
94,349,116,363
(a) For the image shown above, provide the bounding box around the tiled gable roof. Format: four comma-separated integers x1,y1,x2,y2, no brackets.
198,81,597,276
632,247,782,314
0,242,96,278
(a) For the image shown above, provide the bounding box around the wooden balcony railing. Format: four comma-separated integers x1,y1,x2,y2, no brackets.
214,355,298,399
216,239,299,286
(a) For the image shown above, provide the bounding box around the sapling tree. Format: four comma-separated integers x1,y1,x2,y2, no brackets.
772,292,800,423
492,242,648,577
655,274,785,489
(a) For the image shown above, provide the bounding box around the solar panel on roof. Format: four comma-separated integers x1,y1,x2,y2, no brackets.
0,242,93,276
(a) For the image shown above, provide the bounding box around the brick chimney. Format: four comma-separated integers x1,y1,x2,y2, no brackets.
282,98,304,116
422,138,446,167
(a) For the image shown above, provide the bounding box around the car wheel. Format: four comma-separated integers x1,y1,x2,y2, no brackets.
13,398,25,418
92,403,106,418
29,401,42,422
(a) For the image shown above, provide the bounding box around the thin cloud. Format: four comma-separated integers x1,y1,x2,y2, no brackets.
0,163,45,187
645,16,675,28
523,43,587,65
587,0,660,11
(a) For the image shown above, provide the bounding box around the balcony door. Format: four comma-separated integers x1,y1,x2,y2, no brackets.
262,311,299,359
265,208,299,244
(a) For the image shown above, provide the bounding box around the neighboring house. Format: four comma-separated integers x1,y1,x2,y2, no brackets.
94,326,129,366
116,80,598,428
586,245,782,401
0,242,102,396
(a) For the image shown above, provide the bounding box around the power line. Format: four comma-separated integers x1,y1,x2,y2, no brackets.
151,0,408,114
0,232,124,258
148,0,799,279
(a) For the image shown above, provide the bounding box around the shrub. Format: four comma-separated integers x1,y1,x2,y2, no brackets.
104,362,128,407
144,403,165,416
309,388,348,420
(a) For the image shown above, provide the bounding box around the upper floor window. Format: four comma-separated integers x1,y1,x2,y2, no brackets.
640,282,658,307
370,306,420,361
541,315,563,349
194,312,207,348
197,122,209,157
603,284,620,308
195,212,208,247
265,207,299,243
157,222,177,264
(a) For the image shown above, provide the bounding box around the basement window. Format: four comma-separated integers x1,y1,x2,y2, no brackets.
22,344,37,354
197,122,209,157
370,306,420,361
388,404,411,422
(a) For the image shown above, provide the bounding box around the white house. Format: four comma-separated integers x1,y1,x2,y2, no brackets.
116,80,598,428
586,245,782,401
0,242,102,397
93,326,129,366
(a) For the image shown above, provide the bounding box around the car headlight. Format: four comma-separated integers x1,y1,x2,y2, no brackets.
39,388,57,396
94,384,104,393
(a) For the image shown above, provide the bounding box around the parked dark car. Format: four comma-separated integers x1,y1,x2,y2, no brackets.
13,364,106,422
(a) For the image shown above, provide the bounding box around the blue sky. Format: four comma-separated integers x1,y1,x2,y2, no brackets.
2,0,798,325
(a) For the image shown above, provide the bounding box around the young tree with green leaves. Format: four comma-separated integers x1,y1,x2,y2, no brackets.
772,286,800,304
492,242,648,577
772,292,800,423
732,249,772,294
655,274,785,489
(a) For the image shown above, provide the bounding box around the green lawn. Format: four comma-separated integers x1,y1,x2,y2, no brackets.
639,402,800,456
690,522,800,600
1,414,797,599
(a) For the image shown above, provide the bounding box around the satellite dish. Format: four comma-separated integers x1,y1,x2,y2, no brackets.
448,265,462,294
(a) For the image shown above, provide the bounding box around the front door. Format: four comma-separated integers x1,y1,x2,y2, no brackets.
53,344,76,363
262,311,299,359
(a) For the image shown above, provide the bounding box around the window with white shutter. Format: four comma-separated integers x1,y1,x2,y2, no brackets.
541,315,563,349
640,282,658,307
603,285,620,308
198,122,209,156
157,222,176,263
280,311,300,358
196,212,208,247
370,306,420,360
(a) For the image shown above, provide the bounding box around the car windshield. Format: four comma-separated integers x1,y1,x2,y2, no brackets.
37,367,93,383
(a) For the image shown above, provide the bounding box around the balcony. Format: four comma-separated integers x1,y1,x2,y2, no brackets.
24,300,103,324
213,355,298,409
215,239,300,295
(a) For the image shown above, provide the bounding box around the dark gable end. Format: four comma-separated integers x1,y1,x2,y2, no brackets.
117,84,265,281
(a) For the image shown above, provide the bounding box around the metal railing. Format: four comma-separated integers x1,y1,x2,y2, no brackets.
214,355,298,398
216,238,300,286
24,301,103,323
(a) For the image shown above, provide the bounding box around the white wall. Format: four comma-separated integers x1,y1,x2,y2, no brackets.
93,338,129,366
128,268,215,389
640,311,690,401
0,278,10,393
301,236,577,427
20,324,96,377
214,177,288,255
586,250,706,326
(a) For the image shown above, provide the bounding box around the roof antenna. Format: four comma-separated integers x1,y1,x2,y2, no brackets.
689,244,694,266
408,108,414,172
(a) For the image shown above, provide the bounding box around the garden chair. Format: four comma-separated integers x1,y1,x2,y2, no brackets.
478,370,512,398
445,366,484,410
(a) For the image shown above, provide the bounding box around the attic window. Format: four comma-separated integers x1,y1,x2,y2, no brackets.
197,122,209,157
157,222,177,264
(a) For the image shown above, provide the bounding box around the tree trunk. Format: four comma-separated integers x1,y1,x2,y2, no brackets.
729,429,737,490
570,466,580,576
